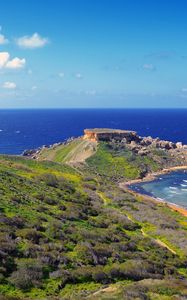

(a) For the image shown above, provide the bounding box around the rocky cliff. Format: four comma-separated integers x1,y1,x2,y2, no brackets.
83,128,140,142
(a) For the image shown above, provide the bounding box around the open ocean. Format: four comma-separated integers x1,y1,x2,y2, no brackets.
0,108,186,207
0,108,187,155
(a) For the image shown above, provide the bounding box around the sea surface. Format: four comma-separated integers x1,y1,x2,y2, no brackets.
0,108,187,155
0,108,187,208
129,170,187,208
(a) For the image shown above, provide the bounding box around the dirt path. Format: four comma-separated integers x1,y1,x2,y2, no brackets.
98,190,177,255
119,181,184,254
155,239,176,254
141,229,176,254
127,213,177,254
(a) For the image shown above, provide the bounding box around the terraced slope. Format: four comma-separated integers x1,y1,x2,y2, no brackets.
38,138,97,165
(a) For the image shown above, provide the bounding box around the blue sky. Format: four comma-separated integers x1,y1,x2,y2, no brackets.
0,0,187,108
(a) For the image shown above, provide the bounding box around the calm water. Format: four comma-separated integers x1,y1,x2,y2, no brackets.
129,171,187,208
0,108,187,155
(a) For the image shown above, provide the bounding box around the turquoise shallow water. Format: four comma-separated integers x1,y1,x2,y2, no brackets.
129,170,187,208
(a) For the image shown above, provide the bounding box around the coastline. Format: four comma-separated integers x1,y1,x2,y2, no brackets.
120,165,187,217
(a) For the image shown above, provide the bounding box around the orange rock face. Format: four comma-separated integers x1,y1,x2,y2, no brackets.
83,128,138,142
83,131,98,141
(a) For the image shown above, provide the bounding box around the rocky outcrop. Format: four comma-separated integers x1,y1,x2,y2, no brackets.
125,135,187,162
22,138,75,159
139,136,176,150
84,128,187,153
84,128,140,142
23,128,187,163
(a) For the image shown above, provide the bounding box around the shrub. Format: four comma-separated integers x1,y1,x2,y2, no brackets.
9,260,43,290
83,183,97,190
91,267,108,283
43,196,58,205
18,228,44,244
40,174,58,188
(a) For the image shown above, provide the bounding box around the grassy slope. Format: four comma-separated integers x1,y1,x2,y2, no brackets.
85,142,160,180
38,138,97,164
0,143,187,299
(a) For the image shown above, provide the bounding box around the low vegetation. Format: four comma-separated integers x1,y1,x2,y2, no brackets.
0,138,186,299
85,142,162,181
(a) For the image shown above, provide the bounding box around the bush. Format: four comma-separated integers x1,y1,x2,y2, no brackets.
18,228,44,244
44,196,58,205
9,260,43,290
40,173,58,188
92,267,108,283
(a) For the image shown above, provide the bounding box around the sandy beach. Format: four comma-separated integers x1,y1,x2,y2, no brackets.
120,165,187,217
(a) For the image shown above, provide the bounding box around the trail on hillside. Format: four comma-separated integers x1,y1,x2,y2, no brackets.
98,190,177,255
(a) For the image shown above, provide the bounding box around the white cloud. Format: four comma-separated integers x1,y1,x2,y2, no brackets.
59,72,65,78
181,88,187,92
75,72,83,79
16,33,49,49
28,69,32,75
3,81,16,89
6,57,26,69
0,52,9,68
31,85,37,90
142,64,156,71
0,34,9,45
0,52,25,69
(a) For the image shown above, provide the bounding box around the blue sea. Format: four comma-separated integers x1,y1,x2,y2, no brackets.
129,171,187,209
0,108,187,155
0,108,187,208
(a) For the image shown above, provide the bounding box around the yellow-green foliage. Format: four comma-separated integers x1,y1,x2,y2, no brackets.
86,143,140,179
0,143,186,299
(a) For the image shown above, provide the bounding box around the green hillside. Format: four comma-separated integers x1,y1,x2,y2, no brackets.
0,140,187,299
38,138,97,165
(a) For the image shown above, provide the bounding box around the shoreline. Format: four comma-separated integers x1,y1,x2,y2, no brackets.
120,165,187,217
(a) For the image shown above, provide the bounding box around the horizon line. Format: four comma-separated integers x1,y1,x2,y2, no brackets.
0,107,187,110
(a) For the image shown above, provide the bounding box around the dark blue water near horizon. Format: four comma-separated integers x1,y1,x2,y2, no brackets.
0,108,187,154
